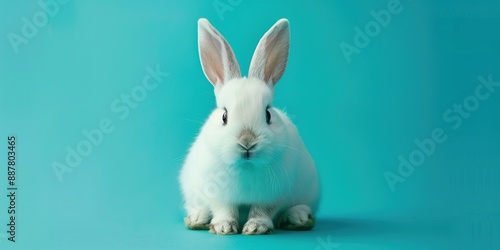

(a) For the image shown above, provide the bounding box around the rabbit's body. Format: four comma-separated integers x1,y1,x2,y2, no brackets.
179,19,320,235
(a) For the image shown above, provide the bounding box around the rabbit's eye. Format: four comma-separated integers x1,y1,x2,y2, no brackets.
266,109,271,124
222,109,228,125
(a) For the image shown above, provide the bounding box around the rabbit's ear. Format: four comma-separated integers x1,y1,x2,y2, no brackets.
248,19,290,86
198,18,241,86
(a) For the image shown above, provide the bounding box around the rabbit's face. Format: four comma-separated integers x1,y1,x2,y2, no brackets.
205,78,286,166
196,17,291,167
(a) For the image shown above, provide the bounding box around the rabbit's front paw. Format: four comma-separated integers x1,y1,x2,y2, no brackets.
184,208,211,230
209,220,238,235
279,205,315,230
184,214,210,230
242,218,273,235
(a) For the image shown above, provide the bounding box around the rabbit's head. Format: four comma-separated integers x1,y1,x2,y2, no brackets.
196,18,292,166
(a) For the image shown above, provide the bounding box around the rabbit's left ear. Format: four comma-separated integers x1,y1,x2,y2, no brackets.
248,19,290,86
198,18,241,87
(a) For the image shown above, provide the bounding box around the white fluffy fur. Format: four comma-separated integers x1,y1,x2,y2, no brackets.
179,18,319,235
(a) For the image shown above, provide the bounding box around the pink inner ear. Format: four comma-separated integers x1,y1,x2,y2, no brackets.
249,19,290,86
201,35,225,86
201,51,222,86
200,28,241,86
264,37,279,85
264,38,288,86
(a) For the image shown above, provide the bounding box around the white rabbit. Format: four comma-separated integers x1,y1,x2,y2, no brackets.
179,18,320,235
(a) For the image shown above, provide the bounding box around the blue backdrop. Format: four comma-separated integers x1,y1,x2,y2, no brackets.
1,0,499,249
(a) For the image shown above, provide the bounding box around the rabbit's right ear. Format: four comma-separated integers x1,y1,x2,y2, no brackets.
198,18,241,87
248,19,290,86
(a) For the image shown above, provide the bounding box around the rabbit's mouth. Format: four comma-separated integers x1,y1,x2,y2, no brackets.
238,143,257,160
234,146,261,163
242,150,253,160
237,128,259,160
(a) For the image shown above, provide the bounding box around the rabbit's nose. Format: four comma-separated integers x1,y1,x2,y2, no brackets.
238,129,257,150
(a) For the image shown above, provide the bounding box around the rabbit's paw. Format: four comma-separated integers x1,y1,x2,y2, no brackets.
242,218,273,235
184,213,210,230
209,220,238,235
279,205,315,230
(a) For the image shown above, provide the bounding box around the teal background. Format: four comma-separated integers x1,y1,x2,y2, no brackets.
1,0,500,249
